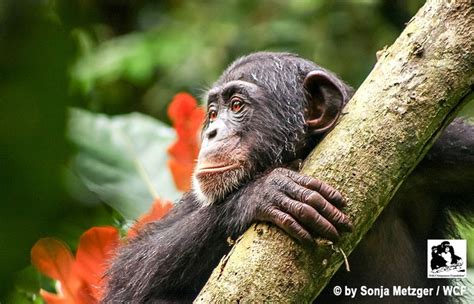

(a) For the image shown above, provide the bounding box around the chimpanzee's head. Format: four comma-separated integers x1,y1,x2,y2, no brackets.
193,52,351,204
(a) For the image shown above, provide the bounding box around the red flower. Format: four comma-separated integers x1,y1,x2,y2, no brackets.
167,93,205,191
127,198,173,238
31,200,173,303
31,227,119,304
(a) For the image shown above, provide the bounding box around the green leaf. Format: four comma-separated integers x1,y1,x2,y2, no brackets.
5,266,43,304
67,108,181,220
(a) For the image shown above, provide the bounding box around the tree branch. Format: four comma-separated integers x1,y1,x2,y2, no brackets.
196,0,474,302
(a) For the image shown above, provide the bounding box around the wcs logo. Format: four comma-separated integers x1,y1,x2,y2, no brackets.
427,239,466,278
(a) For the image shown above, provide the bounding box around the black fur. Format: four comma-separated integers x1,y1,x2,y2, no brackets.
102,52,474,304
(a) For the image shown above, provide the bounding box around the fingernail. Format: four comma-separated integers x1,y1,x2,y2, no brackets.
341,197,348,206
331,231,341,242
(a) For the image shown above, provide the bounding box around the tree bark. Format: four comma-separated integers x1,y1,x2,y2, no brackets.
196,0,474,303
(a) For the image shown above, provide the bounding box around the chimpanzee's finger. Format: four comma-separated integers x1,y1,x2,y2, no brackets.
282,180,352,232
278,196,341,242
260,208,313,245
286,170,346,207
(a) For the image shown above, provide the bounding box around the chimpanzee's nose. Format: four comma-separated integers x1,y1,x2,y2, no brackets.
206,128,217,140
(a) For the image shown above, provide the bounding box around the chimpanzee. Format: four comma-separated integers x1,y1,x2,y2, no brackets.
431,246,447,270
102,52,474,304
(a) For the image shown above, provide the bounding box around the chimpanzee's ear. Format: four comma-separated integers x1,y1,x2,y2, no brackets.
303,70,347,134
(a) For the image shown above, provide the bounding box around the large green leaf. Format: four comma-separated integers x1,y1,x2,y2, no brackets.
67,108,181,220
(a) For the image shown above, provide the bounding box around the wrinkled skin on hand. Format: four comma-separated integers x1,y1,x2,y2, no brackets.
247,168,352,243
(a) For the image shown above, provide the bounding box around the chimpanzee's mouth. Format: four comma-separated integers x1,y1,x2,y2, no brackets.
196,163,240,175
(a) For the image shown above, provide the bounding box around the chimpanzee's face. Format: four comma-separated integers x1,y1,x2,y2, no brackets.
192,77,278,204
191,53,347,204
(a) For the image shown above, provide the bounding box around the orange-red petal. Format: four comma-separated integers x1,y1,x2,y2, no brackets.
39,289,69,304
167,93,205,192
128,198,173,238
73,226,120,300
31,238,82,301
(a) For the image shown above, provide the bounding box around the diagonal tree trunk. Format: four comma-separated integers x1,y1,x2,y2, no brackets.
196,0,474,302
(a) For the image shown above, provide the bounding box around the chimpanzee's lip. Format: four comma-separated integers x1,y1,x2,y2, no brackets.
196,163,239,174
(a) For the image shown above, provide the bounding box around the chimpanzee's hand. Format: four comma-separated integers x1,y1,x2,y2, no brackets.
250,168,352,244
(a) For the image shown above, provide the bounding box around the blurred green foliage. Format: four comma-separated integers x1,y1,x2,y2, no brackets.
1,0,473,302
68,0,426,122
68,108,180,220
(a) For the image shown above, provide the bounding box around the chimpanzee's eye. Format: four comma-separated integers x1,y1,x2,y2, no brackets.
230,97,244,112
209,110,218,121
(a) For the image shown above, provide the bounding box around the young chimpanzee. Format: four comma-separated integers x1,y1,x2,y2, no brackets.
103,52,474,304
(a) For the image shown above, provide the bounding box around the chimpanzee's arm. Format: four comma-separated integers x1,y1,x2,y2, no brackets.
412,118,474,211
102,193,230,304
103,169,351,303
221,168,353,244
